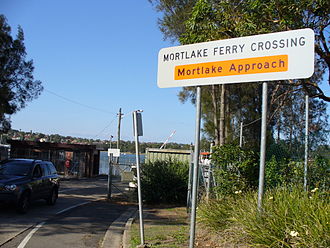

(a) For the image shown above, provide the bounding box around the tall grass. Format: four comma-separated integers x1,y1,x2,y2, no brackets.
198,187,329,247
198,198,234,231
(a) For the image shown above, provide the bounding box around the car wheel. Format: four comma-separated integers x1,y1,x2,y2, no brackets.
17,192,30,214
46,188,58,205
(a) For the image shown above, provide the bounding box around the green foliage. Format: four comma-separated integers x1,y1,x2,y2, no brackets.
151,0,330,151
148,0,197,42
266,142,291,161
198,187,330,247
211,144,259,196
179,0,217,45
234,187,330,247
265,155,330,191
265,156,294,189
0,15,43,132
141,160,189,204
308,155,330,191
211,143,329,195
197,197,233,231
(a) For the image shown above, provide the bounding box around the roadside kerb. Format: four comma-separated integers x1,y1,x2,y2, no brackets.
122,210,138,248
101,207,137,248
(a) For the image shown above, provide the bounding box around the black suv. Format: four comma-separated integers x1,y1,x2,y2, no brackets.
0,159,60,213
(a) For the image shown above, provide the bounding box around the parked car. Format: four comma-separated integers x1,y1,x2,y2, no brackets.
0,159,60,213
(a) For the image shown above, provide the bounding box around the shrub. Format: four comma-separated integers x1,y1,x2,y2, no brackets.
265,155,330,191
265,156,299,189
141,159,189,204
211,144,259,196
309,155,330,191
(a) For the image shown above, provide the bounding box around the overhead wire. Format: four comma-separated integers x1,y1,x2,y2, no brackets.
45,89,116,115
44,88,119,139
92,116,117,139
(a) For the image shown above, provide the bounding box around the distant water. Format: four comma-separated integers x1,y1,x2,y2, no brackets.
118,153,145,164
99,151,145,175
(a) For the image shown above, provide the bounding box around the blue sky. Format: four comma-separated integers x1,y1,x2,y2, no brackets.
1,1,329,144
1,0,196,144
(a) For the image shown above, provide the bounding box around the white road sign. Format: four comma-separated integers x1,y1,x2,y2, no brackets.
108,148,120,157
157,29,315,88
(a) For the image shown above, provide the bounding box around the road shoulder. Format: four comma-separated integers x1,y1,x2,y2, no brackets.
101,206,137,248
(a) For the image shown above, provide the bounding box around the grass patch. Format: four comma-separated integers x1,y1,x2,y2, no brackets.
198,187,330,247
130,206,189,248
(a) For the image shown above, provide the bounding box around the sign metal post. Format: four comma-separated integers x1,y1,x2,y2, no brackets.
257,82,268,211
133,110,145,245
189,86,202,248
107,153,113,200
304,95,309,191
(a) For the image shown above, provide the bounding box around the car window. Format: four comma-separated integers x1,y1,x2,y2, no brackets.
32,165,42,178
0,160,32,176
41,163,50,176
47,162,57,175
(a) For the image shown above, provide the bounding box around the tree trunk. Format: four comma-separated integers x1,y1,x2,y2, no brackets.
211,85,220,145
289,99,293,152
277,117,281,143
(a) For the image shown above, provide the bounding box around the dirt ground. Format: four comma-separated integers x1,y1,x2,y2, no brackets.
195,224,249,248
130,205,249,248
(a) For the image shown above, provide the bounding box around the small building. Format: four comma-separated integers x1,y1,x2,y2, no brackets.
7,140,99,178
145,148,192,164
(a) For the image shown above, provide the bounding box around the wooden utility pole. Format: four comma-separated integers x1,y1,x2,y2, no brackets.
117,108,123,149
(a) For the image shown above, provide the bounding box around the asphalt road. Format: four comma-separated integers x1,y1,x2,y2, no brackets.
0,177,134,248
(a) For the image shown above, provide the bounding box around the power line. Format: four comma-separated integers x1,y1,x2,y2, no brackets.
243,118,262,127
44,89,120,139
93,116,117,139
45,89,116,115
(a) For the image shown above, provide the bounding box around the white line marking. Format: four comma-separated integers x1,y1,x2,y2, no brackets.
55,202,89,215
17,222,45,248
16,202,89,248
59,188,77,193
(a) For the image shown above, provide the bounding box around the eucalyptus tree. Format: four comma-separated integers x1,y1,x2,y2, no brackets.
0,15,43,132
150,0,330,148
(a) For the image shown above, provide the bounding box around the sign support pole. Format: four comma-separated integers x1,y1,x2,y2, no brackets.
107,153,113,200
257,82,268,211
189,86,202,248
304,95,309,191
133,111,145,245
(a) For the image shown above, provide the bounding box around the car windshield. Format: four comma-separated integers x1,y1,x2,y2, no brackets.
0,160,32,176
